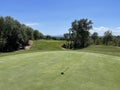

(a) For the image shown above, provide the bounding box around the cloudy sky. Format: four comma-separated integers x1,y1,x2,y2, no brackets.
0,0,120,36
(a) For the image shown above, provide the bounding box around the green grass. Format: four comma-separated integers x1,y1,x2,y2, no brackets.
30,40,65,51
79,45,120,57
0,40,120,90
0,40,119,57
0,51,120,90
0,40,65,57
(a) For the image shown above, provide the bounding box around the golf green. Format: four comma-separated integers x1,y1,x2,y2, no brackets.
0,51,120,90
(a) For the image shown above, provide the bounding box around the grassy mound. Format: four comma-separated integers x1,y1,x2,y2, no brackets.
30,40,65,51
0,51,120,90
79,45,120,57
0,40,119,57
0,40,65,57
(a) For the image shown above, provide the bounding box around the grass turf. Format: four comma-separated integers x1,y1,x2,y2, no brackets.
0,51,120,90
0,40,120,90
29,40,66,51
0,40,120,57
0,40,66,57
79,45,120,57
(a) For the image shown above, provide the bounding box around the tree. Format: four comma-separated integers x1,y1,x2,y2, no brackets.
112,36,120,46
0,17,6,51
25,27,34,40
33,30,40,40
33,30,44,40
0,16,43,52
70,18,93,48
45,35,52,40
39,32,44,39
64,33,69,40
91,32,98,44
103,30,112,45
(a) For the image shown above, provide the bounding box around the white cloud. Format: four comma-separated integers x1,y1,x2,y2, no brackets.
113,27,120,35
90,26,120,36
25,23,39,26
116,27,120,30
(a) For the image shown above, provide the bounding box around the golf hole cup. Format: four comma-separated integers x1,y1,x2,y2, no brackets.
61,72,64,75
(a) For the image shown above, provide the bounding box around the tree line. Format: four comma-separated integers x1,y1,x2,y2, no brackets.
0,16,44,52
63,18,120,49
0,17,119,52
91,31,120,46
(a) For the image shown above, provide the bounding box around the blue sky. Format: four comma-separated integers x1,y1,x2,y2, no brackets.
0,0,120,36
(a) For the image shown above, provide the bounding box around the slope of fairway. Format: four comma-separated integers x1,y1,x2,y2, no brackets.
79,45,120,57
30,40,66,51
0,40,65,57
0,40,120,57
0,51,120,90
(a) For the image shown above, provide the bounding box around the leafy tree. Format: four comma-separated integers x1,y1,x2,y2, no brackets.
112,36,120,46
70,18,93,48
103,30,112,45
33,30,40,40
39,32,44,39
19,24,29,47
0,17,6,51
64,33,69,40
45,35,52,40
33,30,44,40
91,32,98,44
95,38,101,45
0,16,43,52
25,27,34,40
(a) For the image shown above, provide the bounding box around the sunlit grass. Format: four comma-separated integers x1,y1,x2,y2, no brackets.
0,51,120,90
0,40,120,90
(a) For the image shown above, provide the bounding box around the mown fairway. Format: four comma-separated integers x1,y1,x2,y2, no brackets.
0,40,120,90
